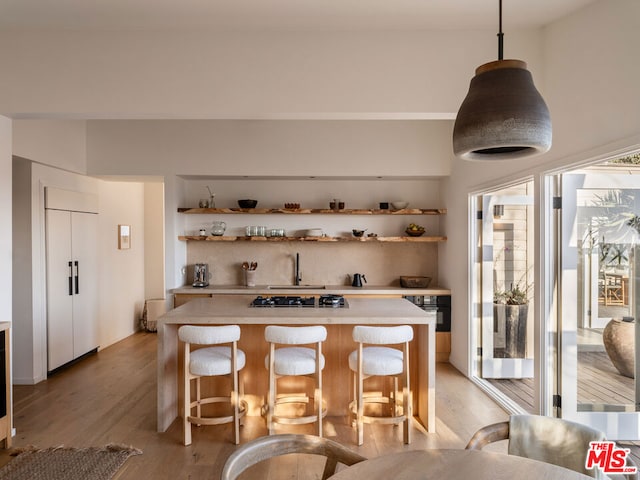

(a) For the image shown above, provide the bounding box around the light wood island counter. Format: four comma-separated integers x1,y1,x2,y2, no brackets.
157,295,435,435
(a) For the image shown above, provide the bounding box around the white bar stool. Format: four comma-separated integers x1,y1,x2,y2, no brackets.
179,325,248,445
349,325,413,445
263,325,328,436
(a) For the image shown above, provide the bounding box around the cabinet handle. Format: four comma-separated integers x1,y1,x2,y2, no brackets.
74,261,79,295
68,261,73,295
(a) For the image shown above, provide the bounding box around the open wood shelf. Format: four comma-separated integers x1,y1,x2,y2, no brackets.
177,207,446,215
178,235,446,242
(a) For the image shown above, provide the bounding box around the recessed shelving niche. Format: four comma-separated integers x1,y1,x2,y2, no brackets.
177,206,446,243
177,207,446,215
178,235,446,242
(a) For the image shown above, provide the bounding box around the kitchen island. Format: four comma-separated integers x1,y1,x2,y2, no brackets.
157,295,435,434
171,284,451,296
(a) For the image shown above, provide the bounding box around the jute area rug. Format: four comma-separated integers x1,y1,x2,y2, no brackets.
0,443,142,480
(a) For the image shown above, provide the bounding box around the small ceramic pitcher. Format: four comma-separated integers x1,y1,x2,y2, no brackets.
211,221,226,236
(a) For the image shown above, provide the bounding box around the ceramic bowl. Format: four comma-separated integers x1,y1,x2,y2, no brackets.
405,228,425,237
391,201,409,209
400,276,432,288
238,199,258,208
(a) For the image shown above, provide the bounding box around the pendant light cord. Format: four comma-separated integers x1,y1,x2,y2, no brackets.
497,0,504,60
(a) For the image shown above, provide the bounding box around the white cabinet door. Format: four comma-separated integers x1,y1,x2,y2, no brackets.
71,212,98,359
46,209,99,372
45,209,74,371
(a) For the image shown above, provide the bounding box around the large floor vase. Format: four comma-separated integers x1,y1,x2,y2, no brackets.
603,319,635,378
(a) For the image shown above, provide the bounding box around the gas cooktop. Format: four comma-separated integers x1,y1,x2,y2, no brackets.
250,295,348,308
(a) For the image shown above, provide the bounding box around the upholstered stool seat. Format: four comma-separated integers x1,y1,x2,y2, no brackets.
348,346,404,376
179,325,247,446
266,346,325,375
263,325,328,436
349,325,413,445
190,347,246,376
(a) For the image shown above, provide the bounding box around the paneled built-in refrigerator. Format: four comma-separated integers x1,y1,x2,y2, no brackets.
45,187,99,373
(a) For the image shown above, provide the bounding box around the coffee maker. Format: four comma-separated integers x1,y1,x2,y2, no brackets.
192,263,210,287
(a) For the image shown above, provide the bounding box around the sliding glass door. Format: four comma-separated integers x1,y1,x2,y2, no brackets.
480,193,534,379
560,171,640,439
472,180,536,413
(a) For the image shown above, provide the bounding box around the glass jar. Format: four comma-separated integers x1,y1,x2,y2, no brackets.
246,226,266,237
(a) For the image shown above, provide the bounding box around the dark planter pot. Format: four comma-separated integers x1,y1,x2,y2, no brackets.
494,303,528,358
506,304,528,358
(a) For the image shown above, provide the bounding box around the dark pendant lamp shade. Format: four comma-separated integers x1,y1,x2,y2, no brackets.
453,2,552,161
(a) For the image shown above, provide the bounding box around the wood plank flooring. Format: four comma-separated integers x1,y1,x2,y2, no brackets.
487,377,536,413
0,331,510,479
488,351,636,414
578,351,634,406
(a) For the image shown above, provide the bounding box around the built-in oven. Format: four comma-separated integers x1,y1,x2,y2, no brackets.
404,295,451,332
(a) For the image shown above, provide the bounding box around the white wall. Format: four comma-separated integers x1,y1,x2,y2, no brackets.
144,182,165,300
86,120,452,177
13,120,88,174
164,175,188,302
0,30,542,119
12,159,33,383
542,0,640,162
97,181,146,347
0,117,11,323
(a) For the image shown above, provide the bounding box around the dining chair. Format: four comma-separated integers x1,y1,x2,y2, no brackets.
604,273,625,306
220,433,367,480
179,324,247,445
465,414,637,479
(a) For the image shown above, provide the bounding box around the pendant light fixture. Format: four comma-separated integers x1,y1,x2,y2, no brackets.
453,0,551,161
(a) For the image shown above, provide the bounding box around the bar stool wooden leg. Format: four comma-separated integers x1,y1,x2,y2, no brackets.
195,377,202,426
393,377,399,418
232,342,240,445
183,345,192,446
403,341,411,445
239,378,246,427
267,343,276,435
357,343,364,446
316,340,323,437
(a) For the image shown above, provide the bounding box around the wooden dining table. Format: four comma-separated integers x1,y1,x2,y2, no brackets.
328,449,595,479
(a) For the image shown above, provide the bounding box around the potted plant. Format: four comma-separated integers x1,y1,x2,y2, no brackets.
494,283,529,358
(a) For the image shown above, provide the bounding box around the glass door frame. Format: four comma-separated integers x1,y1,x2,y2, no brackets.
469,177,547,415
560,171,640,439
481,194,534,378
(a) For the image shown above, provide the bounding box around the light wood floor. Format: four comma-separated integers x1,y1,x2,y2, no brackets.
488,350,637,414
0,332,509,479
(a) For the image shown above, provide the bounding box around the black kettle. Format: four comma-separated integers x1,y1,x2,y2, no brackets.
351,273,367,287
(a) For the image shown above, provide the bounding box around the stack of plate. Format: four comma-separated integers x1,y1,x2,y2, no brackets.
306,228,323,237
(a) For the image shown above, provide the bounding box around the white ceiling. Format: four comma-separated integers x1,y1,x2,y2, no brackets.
0,0,598,31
